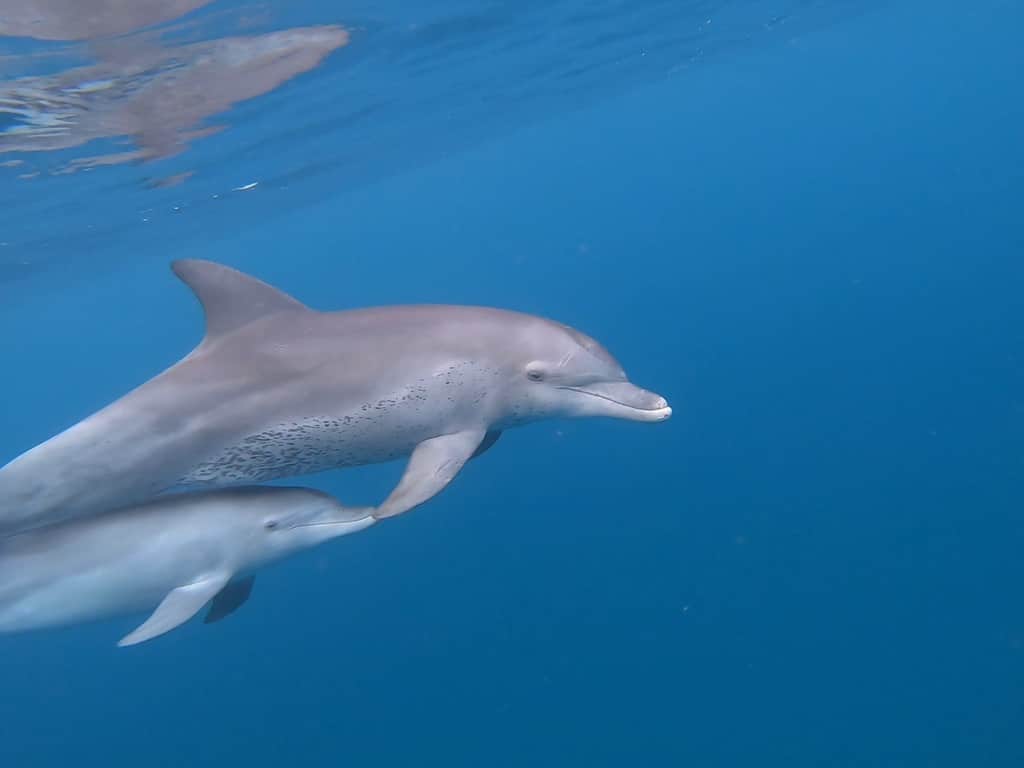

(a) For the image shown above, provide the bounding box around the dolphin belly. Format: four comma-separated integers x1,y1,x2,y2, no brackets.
0,509,222,634
0,569,169,633
0,546,194,633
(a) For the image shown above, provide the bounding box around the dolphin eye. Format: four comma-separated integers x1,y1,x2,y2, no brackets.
527,369,544,382
264,520,279,531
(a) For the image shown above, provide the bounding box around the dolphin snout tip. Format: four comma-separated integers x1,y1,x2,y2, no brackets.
648,393,671,419
638,396,671,423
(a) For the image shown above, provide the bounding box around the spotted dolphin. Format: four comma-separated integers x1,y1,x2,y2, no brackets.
0,486,374,646
0,259,670,534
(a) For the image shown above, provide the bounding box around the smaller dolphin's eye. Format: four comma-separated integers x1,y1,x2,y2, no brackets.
264,520,279,531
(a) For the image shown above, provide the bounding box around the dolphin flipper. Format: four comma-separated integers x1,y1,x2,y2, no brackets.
117,572,232,647
373,429,486,519
204,575,255,624
470,430,502,460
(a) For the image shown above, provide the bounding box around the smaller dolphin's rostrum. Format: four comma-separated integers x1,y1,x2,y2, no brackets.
0,486,374,646
0,259,671,535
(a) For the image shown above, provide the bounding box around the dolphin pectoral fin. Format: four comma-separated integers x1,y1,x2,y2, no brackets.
373,429,487,519
470,430,502,460
204,575,256,624
117,572,232,647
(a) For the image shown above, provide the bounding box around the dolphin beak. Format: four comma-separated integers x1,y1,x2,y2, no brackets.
293,505,377,535
562,381,672,423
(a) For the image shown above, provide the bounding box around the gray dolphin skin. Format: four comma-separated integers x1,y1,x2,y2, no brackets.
0,259,670,534
0,486,375,646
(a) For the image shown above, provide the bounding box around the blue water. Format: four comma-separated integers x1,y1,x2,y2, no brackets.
1,0,1022,765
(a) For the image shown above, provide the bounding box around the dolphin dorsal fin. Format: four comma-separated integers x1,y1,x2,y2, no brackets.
171,259,309,340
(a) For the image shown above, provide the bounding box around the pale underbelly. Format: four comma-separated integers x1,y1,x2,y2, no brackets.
0,568,182,633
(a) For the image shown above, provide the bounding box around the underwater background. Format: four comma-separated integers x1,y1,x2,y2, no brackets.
1,0,1022,765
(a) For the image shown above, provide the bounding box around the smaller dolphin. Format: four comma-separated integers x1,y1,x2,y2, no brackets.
0,486,374,646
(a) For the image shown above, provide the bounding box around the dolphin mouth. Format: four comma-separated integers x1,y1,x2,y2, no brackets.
560,382,672,423
292,520,372,529
290,506,376,532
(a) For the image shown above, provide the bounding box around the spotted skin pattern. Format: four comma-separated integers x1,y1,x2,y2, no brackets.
178,362,501,486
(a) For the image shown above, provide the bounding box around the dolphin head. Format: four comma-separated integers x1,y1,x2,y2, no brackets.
238,487,375,564
495,316,672,426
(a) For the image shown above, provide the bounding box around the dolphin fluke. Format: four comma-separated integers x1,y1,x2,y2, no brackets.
171,258,310,339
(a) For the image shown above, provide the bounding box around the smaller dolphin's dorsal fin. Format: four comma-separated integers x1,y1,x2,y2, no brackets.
171,259,309,339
